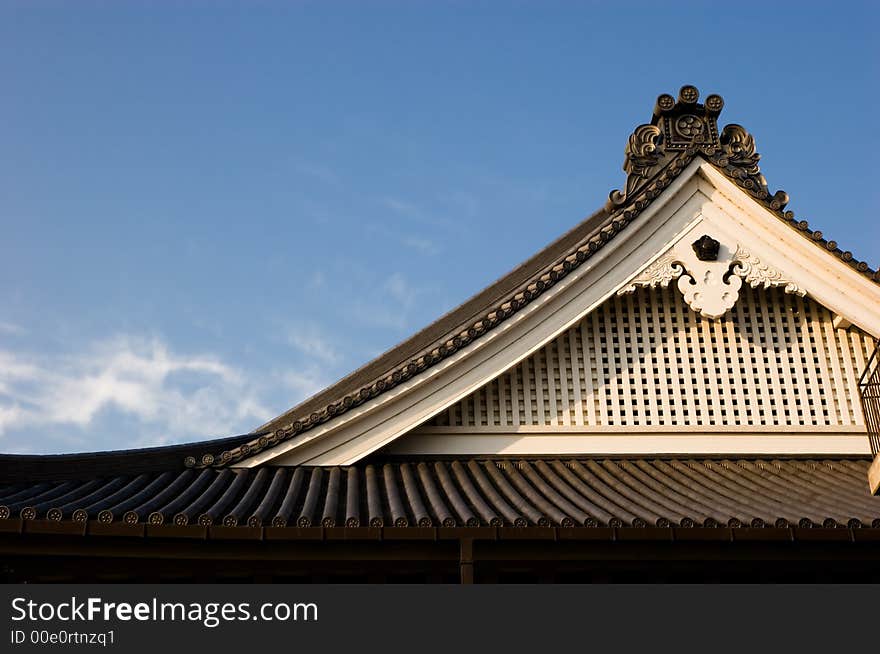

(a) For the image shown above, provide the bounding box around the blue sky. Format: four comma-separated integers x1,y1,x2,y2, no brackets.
1,1,878,454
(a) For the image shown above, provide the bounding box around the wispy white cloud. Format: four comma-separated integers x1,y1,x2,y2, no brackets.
444,190,480,218
286,323,342,364
400,235,439,255
362,219,442,256
350,272,433,330
383,272,418,308
307,270,327,289
0,335,273,452
279,368,330,401
0,321,25,335
382,196,421,215
291,159,340,187
380,196,459,231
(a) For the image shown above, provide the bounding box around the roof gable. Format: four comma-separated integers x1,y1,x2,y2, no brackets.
191,85,880,470
392,283,874,458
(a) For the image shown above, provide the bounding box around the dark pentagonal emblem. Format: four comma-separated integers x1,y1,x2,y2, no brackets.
692,235,720,261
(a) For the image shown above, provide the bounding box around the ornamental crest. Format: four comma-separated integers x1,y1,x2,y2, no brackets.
608,86,724,209
607,85,788,215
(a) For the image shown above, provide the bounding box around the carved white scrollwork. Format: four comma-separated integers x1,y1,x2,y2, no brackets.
731,245,806,297
616,254,684,295
672,237,743,319
619,236,805,319
677,267,743,319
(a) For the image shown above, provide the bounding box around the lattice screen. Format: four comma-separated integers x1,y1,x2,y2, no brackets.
427,286,875,428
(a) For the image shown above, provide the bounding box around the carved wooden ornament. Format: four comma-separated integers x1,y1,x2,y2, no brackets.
619,234,805,319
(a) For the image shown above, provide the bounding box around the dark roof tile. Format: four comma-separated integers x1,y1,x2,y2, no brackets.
4,458,878,531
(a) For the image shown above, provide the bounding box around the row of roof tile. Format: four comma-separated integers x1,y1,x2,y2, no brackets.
2,458,878,530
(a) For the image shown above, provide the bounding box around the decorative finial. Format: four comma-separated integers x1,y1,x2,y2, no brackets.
607,85,786,215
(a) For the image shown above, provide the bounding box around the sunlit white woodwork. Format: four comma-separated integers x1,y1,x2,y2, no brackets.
420,285,873,432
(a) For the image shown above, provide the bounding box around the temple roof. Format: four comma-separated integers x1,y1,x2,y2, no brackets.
183,85,880,470
3,457,879,531
3,85,877,472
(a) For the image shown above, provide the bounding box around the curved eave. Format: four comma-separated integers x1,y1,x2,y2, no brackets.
1,458,879,530
0,433,257,483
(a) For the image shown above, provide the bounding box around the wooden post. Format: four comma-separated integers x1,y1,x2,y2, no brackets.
460,538,474,584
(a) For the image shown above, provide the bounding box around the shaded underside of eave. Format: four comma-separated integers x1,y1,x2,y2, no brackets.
2,458,879,532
